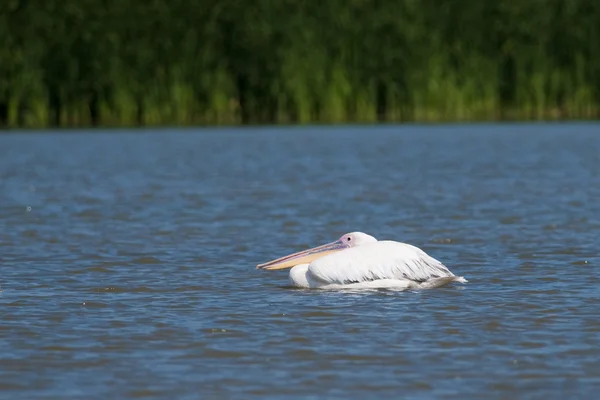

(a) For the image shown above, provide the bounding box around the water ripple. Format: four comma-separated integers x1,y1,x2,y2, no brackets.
1,124,599,399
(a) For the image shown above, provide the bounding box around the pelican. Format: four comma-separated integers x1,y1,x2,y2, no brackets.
256,232,467,290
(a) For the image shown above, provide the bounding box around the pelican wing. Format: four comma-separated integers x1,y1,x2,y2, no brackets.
307,241,455,285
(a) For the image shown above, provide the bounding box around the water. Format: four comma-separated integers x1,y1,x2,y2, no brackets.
1,123,599,399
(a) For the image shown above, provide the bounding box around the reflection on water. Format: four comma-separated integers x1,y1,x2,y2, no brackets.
1,124,599,399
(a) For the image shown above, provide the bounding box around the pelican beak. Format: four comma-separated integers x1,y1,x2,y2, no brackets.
256,239,348,270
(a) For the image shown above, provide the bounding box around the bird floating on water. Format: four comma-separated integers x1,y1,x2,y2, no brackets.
256,232,467,290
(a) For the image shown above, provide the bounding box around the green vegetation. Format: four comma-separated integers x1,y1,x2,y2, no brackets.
1,0,599,128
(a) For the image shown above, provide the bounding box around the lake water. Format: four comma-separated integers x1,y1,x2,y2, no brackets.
1,123,599,399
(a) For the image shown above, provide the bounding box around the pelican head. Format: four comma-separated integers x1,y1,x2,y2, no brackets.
256,232,377,270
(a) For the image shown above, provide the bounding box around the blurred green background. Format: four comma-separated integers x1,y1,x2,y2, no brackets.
1,0,599,128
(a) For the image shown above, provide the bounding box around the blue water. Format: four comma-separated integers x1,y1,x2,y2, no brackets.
1,123,599,399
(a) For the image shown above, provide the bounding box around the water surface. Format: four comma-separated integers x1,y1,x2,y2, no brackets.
1,123,599,399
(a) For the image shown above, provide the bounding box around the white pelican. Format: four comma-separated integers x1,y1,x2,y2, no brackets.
256,232,467,290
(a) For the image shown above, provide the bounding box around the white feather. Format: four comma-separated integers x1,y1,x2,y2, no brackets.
309,241,456,284
289,241,467,289
288,264,310,287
